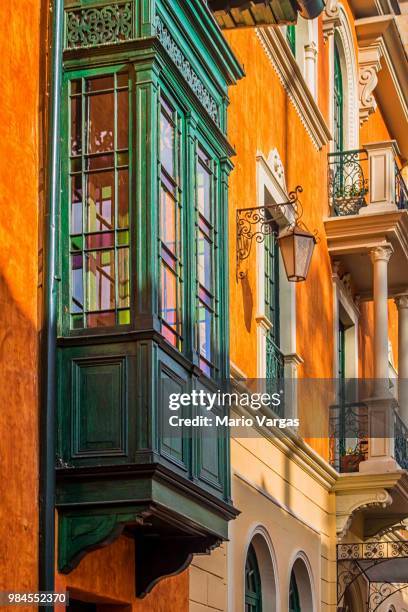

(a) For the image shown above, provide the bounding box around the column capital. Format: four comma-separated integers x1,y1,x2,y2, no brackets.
395,294,408,309
370,244,393,264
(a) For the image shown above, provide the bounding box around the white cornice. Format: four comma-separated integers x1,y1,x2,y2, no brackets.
356,15,408,160
256,27,332,151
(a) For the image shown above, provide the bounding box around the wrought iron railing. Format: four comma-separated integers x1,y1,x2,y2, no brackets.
395,163,408,210
328,149,369,216
266,334,284,381
265,334,285,416
394,410,408,470
329,401,368,473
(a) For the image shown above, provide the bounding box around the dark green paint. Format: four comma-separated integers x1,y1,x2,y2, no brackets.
56,0,243,595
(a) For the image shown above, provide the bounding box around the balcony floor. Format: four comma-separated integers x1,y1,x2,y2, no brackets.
324,209,408,299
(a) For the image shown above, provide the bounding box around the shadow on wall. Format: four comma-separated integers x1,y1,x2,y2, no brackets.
0,273,39,595
241,275,253,333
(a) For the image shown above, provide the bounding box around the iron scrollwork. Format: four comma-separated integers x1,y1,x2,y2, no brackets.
155,17,219,126
328,149,369,216
395,163,408,210
394,410,408,470
337,542,408,611
329,401,368,473
65,2,133,49
236,186,316,280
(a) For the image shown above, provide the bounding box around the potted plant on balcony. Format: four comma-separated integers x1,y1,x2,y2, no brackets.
340,446,366,473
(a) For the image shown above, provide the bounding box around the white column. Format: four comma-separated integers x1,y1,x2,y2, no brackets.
371,244,393,380
304,42,317,98
360,244,397,473
395,294,408,424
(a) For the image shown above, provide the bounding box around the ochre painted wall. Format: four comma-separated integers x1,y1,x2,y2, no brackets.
0,0,44,602
224,28,333,384
224,2,402,463
55,535,189,611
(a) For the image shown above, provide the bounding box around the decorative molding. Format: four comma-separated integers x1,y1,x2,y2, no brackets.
395,293,408,309
356,16,408,160
256,27,332,150
336,5,360,149
155,16,219,126
358,41,383,125
283,353,304,366
322,0,341,42
65,2,133,49
370,243,394,263
336,488,393,539
269,148,287,191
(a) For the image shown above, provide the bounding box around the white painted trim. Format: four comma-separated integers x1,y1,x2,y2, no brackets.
288,550,317,612
240,525,281,612
332,272,360,378
332,4,360,150
256,27,332,150
255,152,300,395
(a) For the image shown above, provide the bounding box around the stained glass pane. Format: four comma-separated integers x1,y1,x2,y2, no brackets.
70,96,82,156
198,304,212,363
118,169,129,228
71,254,83,313
87,172,114,232
161,264,178,347
198,231,212,290
160,187,177,254
86,250,115,313
197,158,211,219
118,248,130,308
87,91,114,154
117,90,129,150
71,175,82,234
86,75,114,93
160,110,175,178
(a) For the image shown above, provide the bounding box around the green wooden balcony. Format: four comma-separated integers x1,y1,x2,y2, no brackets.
56,0,243,598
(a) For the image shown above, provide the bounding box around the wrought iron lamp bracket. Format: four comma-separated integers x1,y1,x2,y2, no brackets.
236,186,317,280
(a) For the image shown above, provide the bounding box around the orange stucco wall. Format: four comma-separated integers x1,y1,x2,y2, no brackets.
224,2,402,461
0,0,44,600
55,535,189,611
225,28,333,383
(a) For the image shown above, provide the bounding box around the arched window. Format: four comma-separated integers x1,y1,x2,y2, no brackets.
333,40,344,153
286,25,296,55
289,556,314,611
289,570,301,612
245,543,262,612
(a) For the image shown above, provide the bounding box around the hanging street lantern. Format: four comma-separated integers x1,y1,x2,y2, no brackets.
236,186,318,282
277,223,317,282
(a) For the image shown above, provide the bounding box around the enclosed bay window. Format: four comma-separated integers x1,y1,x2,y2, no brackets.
57,0,242,595
68,70,130,330
64,69,224,379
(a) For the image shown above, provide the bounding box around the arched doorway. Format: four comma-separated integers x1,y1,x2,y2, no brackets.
245,543,262,612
